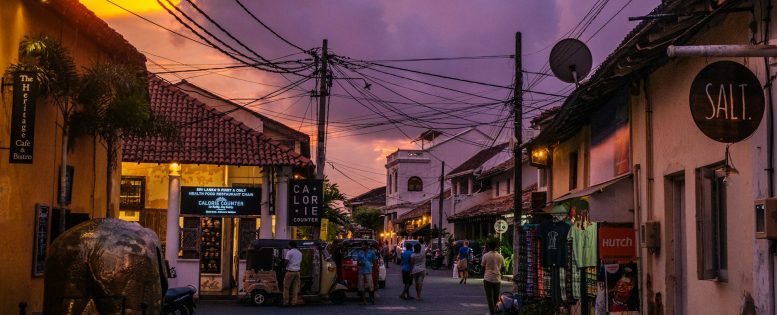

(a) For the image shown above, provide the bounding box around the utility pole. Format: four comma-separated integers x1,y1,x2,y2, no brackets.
437,161,445,255
316,39,329,180
512,32,523,278
313,39,328,240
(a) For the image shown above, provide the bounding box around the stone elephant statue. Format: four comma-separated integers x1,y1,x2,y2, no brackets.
44,218,167,315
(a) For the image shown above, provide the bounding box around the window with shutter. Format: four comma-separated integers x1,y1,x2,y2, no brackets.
407,176,423,192
180,217,200,259
695,164,727,282
120,176,145,210
388,174,392,194
569,151,579,190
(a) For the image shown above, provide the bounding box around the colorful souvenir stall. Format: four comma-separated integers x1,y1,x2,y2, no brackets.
514,198,639,315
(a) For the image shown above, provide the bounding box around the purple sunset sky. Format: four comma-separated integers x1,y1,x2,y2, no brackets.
92,0,659,197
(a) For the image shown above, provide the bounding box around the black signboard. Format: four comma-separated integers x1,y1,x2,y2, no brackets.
180,187,261,216
288,180,323,226
690,61,765,143
10,72,38,163
32,204,50,276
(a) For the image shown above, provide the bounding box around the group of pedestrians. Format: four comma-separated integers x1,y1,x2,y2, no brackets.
399,242,427,300
282,239,505,315
453,240,505,315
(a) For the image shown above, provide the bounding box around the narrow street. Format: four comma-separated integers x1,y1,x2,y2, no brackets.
198,266,513,315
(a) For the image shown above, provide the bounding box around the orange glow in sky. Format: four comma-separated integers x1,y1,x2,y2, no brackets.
80,0,180,18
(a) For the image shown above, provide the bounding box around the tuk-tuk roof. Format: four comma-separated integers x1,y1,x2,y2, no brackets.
248,239,325,250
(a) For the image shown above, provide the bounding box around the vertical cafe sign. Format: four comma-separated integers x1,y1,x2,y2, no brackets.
10,72,38,163
288,180,323,226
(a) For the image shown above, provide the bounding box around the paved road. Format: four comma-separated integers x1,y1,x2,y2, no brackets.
198,264,513,315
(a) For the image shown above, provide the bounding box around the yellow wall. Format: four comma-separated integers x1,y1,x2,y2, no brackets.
121,163,264,207
550,127,590,199
0,1,122,311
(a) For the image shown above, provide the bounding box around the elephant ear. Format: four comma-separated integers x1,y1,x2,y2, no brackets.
82,299,99,315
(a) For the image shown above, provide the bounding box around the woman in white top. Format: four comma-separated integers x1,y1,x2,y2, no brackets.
410,243,426,300
481,240,504,315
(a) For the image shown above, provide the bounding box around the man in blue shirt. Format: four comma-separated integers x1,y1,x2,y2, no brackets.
400,242,414,299
457,241,472,284
357,241,378,304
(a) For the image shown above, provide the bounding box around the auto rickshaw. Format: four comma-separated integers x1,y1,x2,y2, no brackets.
331,239,385,291
241,239,348,306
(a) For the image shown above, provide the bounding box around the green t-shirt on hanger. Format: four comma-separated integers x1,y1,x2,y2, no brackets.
568,222,597,267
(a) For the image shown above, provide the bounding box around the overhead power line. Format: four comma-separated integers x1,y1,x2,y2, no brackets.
233,0,308,53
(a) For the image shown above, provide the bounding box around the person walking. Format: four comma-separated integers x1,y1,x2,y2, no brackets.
357,241,378,304
381,241,390,269
457,241,472,284
283,241,302,307
400,242,414,300
410,243,426,300
482,240,505,315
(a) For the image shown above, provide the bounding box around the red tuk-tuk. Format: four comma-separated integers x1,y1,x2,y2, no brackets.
331,239,384,291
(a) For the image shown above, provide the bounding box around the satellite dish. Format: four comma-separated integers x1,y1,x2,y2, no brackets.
549,38,592,85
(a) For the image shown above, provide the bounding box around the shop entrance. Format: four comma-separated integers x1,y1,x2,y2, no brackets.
198,217,258,299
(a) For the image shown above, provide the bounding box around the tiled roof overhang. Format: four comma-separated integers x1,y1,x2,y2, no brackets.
398,200,431,222
446,143,509,178
122,75,313,167
448,184,538,222
526,0,745,148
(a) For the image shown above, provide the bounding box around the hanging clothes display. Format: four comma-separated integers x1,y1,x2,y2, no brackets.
569,222,598,267
539,218,571,267
513,209,640,314
524,225,538,297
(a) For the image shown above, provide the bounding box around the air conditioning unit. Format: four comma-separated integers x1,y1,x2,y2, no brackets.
755,198,777,239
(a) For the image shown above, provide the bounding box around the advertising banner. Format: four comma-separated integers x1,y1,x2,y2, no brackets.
181,187,261,216
10,72,38,164
598,226,637,263
604,262,640,313
288,180,323,226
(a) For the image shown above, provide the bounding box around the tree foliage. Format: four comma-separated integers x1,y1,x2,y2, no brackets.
6,34,79,110
71,61,176,162
70,61,176,215
352,206,383,232
322,179,352,229
6,35,176,217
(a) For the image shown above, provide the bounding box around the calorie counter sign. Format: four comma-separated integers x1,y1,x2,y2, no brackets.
288,180,323,226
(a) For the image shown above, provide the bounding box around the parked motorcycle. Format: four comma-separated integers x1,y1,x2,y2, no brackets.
468,253,483,276
162,285,197,315
161,265,197,314
426,248,443,270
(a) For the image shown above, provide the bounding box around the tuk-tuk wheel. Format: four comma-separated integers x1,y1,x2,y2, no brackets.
251,290,269,306
330,290,346,305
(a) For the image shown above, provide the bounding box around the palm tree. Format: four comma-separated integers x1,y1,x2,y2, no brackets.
6,35,79,233
6,35,176,222
321,179,354,239
72,61,176,217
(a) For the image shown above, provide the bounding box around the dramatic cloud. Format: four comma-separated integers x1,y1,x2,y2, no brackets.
90,0,659,197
